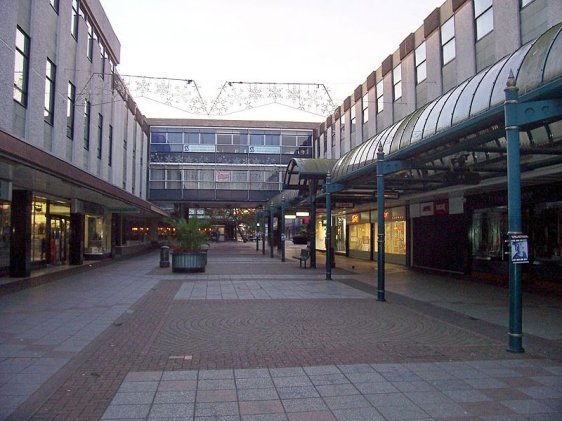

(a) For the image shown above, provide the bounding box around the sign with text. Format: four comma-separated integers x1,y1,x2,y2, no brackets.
183,144,215,153
249,146,280,154
215,171,231,182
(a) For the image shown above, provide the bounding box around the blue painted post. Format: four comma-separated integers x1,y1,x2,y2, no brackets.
281,196,286,262
309,181,317,268
270,203,274,258
256,212,260,252
262,211,266,255
325,173,332,280
376,145,386,302
505,72,524,353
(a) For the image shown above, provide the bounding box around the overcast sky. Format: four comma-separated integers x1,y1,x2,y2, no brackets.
99,0,444,121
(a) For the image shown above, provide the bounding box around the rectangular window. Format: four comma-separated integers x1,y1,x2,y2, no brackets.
108,125,113,166
362,92,369,124
44,59,56,125
393,65,402,101
415,42,427,83
330,127,335,148
350,106,356,135
86,19,93,61
474,0,493,41
50,0,59,13
376,80,384,113
441,17,456,65
83,99,90,150
340,114,346,144
97,114,103,159
71,0,79,39
100,45,105,80
14,27,30,106
520,0,535,7
67,82,75,139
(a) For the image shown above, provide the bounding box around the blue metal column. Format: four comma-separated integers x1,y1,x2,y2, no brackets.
309,181,317,268
281,196,286,262
256,211,260,251
504,73,524,353
376,145,386,302
325,173,332,280
262,210,266,255
270,203,274,258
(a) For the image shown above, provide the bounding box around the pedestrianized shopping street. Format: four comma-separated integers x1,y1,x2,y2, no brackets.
1,242,562,420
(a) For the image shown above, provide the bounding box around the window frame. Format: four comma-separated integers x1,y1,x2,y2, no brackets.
71,0,79,39
376,80,384,113
393,65,402,101
474,0,494,41
84,99,91,150
362,92,369,124
108,125,113,166
86,19,93,61
441,17,456,65
50,0,59,13
13,26,30,107
339,114,346,145
67,82,75,139
350,105,356,135
415,41,427,83
44,59,56,125
97,113,103,159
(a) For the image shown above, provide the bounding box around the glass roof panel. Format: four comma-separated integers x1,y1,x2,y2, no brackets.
411,101,440,144
489,42,533,107
451,70,488,125
470,57,508,117
422,89,456,139
436,79,470,132
399,103,430,149
518,24,562,95
543,28,562,85
389,116,414,153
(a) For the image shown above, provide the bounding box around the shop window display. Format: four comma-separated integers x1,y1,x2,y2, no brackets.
0,203,10,270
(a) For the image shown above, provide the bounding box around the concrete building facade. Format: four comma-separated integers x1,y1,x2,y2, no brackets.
0,0,164,277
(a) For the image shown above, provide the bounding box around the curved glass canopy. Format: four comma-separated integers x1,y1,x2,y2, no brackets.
331,23,562,183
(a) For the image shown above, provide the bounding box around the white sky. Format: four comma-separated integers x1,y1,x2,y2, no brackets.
99,0,444,121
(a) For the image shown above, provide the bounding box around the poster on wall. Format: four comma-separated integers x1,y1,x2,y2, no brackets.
420,202,434,216
510,234,529,264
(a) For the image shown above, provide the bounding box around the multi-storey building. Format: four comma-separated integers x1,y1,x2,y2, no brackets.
147,119,316,214
0,0,165,277
306,0,562,281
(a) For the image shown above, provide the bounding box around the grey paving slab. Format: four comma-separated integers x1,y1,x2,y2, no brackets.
276,386,319,399
234,368,270,379
236,377,274,389
102,404,151,419
272,376,313,388
148,403,194,418
316,383,360,397
110,392,156,405
281,397,328,413
309,373,349,386
331,407,385,421
195,401,239,417
323,394,372,410
237,388,279,401
154,391,196,404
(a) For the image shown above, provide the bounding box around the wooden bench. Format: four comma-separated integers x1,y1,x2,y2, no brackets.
293,248,311,268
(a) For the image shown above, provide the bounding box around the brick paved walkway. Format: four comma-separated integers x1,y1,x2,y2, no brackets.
0,241,560,420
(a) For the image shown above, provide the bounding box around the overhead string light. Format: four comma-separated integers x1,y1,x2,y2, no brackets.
76,74,336,117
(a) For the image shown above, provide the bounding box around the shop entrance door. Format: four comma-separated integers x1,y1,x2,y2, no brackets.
49,216,69,265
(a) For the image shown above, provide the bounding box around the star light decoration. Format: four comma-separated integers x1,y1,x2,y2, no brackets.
77,74,336,117
209,82,336,116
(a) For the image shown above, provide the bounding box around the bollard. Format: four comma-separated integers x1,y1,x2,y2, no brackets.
160,245,170,268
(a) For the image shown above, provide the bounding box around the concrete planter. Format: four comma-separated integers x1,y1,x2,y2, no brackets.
172,251,207,273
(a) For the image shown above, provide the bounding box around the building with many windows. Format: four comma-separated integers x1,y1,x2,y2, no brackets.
305,0,562,282
0,0,165,277
147,119,316,216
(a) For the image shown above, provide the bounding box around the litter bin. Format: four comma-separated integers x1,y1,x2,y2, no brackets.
160,245,170,268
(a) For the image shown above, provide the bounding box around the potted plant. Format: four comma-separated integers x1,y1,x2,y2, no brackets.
168,217,210,273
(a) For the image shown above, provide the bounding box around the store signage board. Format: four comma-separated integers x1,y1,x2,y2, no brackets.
183,144,215,153
250,146,280,154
